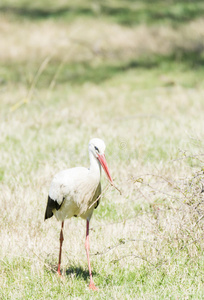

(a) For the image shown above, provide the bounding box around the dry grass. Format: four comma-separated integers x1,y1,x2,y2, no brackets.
1,14,204,64
1,1,204,299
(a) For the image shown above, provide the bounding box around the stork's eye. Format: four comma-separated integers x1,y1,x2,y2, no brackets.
94,146,99,153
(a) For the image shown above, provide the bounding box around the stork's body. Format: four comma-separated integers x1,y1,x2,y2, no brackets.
45,138,113,290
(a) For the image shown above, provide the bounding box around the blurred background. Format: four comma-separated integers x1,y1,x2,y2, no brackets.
1,0,204,90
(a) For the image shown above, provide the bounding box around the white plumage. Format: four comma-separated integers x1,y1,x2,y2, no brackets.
45,138,113,290
48,167,101,221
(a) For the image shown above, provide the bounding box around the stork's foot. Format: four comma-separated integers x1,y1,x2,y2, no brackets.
57,267,62,276
57,270,66,282
89,281,98,291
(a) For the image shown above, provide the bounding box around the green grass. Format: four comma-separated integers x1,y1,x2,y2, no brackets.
1,0,204,27
1,254,204,299
1,52,204,88
1,0,204,299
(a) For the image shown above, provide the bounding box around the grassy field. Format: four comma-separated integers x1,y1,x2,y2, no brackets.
1,0,204,299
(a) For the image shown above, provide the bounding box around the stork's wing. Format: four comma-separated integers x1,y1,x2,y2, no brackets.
44,167,89,220
44,195,65,220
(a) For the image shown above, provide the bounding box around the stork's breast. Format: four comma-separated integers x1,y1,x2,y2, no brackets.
80,182,101,212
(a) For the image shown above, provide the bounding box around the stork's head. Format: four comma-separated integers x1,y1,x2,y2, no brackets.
89,138,113,183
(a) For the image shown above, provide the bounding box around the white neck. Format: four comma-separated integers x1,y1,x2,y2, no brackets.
89,151,101,180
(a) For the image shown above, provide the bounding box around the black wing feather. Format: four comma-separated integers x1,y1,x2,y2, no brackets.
44,195,64,220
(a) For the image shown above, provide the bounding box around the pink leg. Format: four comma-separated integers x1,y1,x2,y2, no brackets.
85,220,98,291
57,221,64,276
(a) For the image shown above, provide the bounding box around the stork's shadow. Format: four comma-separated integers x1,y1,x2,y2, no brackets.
65,265,97,281
45,260,98,281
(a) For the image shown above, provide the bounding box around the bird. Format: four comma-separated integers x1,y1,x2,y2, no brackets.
44,138,113,291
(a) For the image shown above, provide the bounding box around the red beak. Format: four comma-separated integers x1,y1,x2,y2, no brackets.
97,154,113,183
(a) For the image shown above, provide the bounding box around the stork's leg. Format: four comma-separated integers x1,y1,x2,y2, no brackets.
85,220,98,291
57,221,64,276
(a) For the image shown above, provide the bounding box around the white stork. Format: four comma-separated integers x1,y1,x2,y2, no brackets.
45,138,113,290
